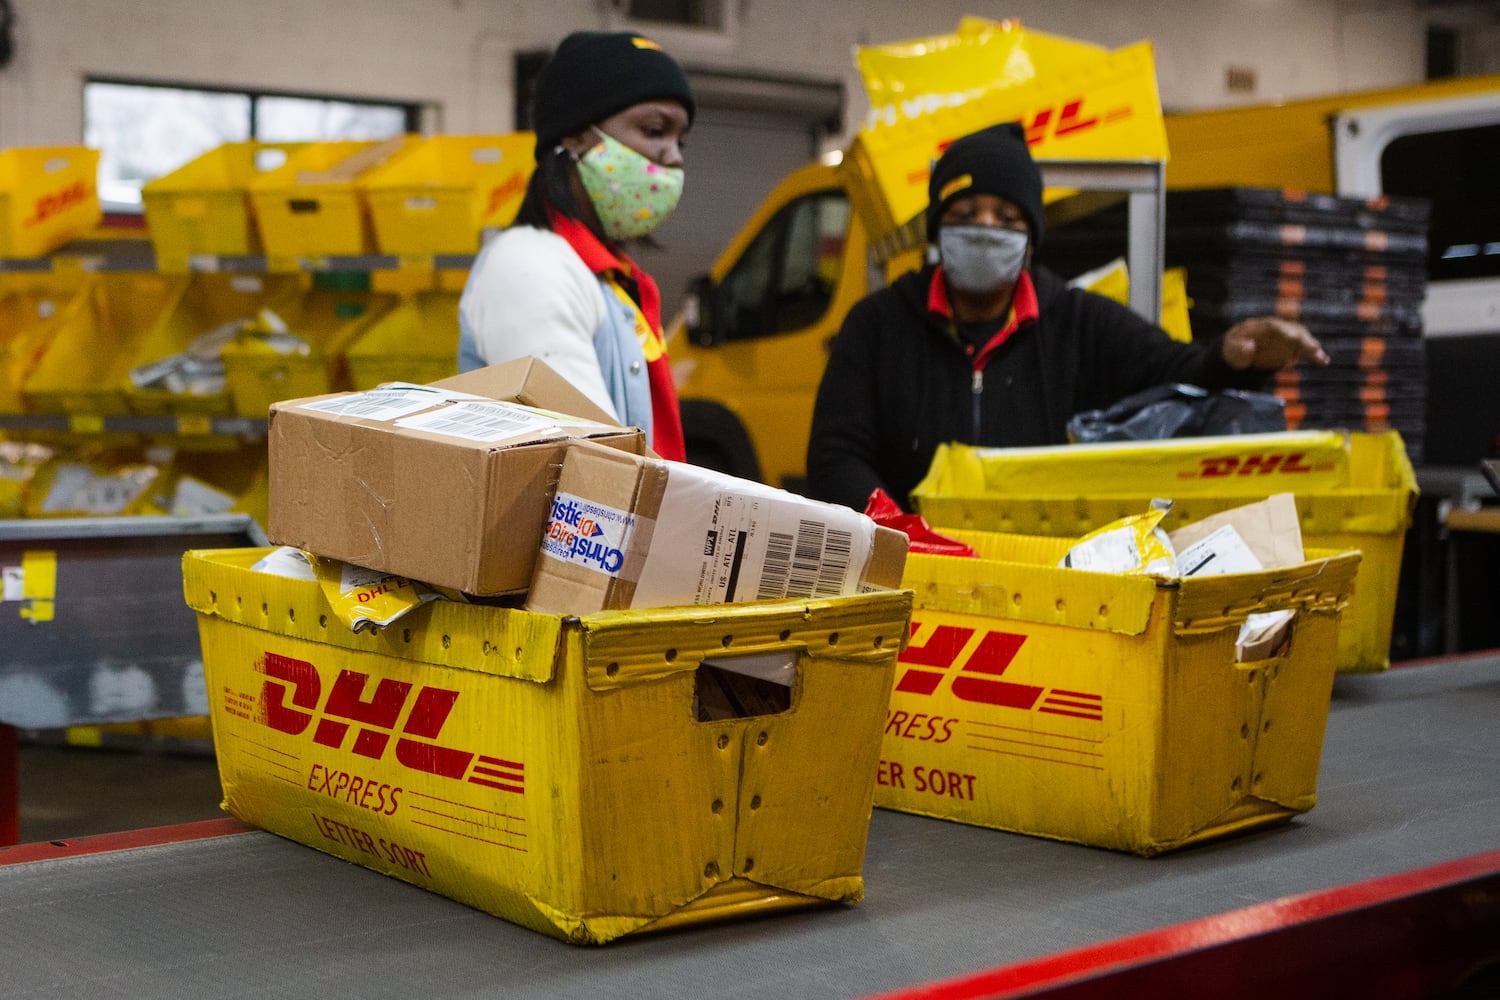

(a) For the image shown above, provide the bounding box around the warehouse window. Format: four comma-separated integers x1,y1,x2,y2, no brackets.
83,79,418,208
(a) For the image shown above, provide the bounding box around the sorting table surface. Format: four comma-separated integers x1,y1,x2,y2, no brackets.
2,653,1497,1000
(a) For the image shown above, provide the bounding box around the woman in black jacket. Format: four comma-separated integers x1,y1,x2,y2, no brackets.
806,122,1328,511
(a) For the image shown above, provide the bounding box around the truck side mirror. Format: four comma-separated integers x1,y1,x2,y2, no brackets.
684,274,728,347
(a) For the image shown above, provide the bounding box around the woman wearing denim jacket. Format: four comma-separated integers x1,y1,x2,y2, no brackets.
459,30,694,461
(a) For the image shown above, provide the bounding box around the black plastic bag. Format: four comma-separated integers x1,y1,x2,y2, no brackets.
1067,383,1287,443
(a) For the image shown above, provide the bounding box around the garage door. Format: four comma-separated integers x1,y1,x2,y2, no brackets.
643,103,825,321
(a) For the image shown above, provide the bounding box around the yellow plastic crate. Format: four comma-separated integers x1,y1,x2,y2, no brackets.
184,547,910,944
0,440,53,517
23,272,189,419
126,272,302,419
0,146,102,258
882,528,1360,855
219,286,399,416
912,431,1417,673
361,133,535,256
249,137,418,262
0,273,88,414
344,289,460,390
158,442,270,521
142,142,309,269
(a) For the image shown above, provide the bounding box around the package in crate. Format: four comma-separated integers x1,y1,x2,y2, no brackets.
880,500,1360,855
184,547,911,944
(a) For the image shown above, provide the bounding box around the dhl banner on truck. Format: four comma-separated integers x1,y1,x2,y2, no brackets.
843,20,1169,241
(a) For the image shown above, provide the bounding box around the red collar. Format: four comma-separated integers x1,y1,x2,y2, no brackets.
928,267,1038,362
927,267,1039,325
549,209,629,276
548,208,662,329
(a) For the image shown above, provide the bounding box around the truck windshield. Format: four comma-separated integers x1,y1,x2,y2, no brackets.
1381,122,1500,281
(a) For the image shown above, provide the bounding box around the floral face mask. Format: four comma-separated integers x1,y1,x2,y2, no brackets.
574,128,685,241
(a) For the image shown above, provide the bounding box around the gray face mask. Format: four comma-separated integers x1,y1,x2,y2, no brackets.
938,225,1029,294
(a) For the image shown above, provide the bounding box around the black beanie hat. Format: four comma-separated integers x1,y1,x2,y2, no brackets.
926,121,1045,246
531,31,696,158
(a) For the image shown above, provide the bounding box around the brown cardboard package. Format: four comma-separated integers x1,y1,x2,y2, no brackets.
1168,493,1306,661
426,358,619,426
268,359,645,596
526,439,909,614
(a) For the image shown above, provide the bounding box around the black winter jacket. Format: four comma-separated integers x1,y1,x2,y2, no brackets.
805,264,1268,511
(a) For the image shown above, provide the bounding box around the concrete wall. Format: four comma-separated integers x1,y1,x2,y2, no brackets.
1,0,1486,152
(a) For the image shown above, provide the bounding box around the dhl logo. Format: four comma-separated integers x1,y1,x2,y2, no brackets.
24,180,91,228
254,652,524,794
911,95,1140,186
895,619,1103,721
484,171,528,217
1022,96,1134,147
1180,452,1326,478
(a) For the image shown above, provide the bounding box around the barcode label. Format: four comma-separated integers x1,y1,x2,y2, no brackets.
298,386,447,422
395,401,559,442
756,520,853,601
818,526,853,595
757,531,794,600
630,467,876,609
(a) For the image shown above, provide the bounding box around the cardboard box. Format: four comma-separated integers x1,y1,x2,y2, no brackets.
526,440,909,614
184,546,912,944
426,357,619,426
879,527,1360,856
267,359,645,596
912,430,1417,672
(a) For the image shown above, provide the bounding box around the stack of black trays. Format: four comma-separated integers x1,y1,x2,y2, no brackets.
1165,187,1431,463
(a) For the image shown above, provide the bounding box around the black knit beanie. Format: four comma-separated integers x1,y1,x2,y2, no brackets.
531,31,696,159
926,122,1045,246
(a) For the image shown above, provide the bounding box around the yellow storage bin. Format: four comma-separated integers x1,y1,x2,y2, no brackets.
184,547,909,944
344,289,460,390
155,442,271,523
142,142,309,269
219,286,399,416
23,272,189,418
882,528,1360,856
249,137,418,262
911,430,1417,673
0,441,54,517
126,272,302,420
0,273,88,414
0,146,102,258
361,133,535,256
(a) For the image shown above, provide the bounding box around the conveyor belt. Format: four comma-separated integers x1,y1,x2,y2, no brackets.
2,654,1497,999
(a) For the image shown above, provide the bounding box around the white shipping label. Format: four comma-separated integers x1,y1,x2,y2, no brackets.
541,493,637,576
633,471,875,607
338,560,402,592
1177,524,1263,577
297,385,454,422
1060,525,1141,574
395,400,575,442
2,565,22,602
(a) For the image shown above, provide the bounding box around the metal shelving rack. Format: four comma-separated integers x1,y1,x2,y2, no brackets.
0,238,476,781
